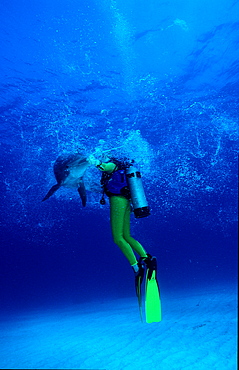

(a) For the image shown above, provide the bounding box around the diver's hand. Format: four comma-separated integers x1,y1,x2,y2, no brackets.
87,155,101,166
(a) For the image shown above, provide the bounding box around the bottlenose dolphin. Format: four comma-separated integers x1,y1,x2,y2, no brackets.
42,153,90,206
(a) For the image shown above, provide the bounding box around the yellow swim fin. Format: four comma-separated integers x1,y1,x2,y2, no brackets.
145,257,162,323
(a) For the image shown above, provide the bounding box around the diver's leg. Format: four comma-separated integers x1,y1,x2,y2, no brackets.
110,196,138,266
123,202,148,258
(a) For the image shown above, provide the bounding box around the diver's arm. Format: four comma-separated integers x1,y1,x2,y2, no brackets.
87,155,116,173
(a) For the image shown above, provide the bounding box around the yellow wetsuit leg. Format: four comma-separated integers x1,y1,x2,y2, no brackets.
122,201,147,259
109,196,147,265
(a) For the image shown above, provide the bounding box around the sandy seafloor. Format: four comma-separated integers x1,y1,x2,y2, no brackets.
0,284,237,370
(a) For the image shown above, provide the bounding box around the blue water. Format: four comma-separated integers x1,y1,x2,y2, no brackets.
0,0,238,324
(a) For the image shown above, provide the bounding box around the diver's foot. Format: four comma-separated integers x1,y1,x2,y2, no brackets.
133,259,145,283
134,259,145,299
141,253,153,268
142,254,158,280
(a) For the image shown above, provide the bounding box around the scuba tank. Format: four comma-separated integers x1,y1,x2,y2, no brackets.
126,166,150,218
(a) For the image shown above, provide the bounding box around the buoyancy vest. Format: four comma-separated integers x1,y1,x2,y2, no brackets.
101,159,131,199
99,158,150,218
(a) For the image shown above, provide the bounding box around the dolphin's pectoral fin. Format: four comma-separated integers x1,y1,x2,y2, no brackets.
77,182,87,207
42,184,61,201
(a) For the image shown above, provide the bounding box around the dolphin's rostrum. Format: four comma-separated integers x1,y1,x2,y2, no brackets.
42,153,90,206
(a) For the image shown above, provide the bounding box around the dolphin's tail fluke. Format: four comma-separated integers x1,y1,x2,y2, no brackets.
42,184,61,201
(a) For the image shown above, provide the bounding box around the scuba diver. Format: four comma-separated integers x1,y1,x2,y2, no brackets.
88,155,161,323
